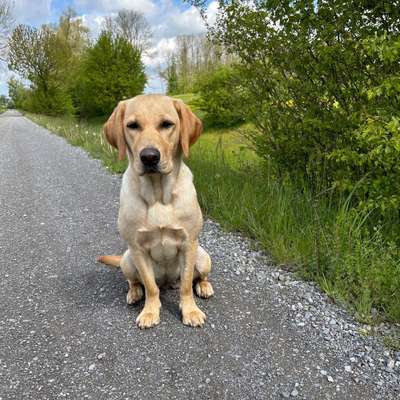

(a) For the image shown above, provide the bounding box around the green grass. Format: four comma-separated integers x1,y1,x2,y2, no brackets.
26,111,400,325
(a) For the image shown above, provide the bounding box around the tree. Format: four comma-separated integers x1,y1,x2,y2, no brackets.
8,24,74,114
74,32,146,117
7,9,89,115
160,55,179,94
8,78,28,109
161,34,232,94
9,25,54,89
0,0,13,62
104,9,151,53
56,8,89,100
57,8,89,58
195,65,245,126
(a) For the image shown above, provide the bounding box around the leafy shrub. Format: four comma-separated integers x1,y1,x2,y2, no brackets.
330,34,400,215
27,87,74,115
194,65,245,127
8,81,74,115
74,32,146,117
8,78,27,109
204,1,400,214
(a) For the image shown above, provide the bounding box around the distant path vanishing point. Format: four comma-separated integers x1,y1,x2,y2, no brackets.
0,110,399,399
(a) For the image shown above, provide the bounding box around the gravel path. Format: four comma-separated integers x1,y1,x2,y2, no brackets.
0,110,399,399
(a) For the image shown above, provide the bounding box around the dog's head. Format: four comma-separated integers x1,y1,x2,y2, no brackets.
103,95,202,175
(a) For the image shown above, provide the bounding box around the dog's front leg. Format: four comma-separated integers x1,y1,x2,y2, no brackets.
180,241,206,327
131,249,161,329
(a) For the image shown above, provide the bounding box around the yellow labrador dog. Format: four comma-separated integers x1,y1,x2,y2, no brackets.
98,95,214,329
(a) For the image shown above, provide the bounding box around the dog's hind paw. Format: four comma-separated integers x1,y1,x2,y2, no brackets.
127,284,144,304
195,280,214,299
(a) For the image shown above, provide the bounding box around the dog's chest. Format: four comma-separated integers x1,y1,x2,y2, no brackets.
137,203,186,264
147,202,174,227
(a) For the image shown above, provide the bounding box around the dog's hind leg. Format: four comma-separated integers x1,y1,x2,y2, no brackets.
194,246,214,299
120,250,144,305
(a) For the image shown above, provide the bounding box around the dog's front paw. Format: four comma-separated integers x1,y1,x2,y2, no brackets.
136,309,160,329
181,306,206,327
195,280,214,299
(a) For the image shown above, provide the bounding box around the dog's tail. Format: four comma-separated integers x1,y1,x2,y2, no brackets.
97,255,122,268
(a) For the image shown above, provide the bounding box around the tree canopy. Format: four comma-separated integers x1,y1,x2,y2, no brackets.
74,32,146,117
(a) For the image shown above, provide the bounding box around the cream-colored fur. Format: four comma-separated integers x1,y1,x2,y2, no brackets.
98,95,213,329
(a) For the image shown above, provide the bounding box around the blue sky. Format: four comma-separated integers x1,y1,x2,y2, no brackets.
1,0,218,96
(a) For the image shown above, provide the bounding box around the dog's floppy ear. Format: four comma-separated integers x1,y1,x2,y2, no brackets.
103,101,127,160
174,99,203,158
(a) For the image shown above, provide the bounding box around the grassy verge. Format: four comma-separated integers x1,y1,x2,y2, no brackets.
26,111,400,332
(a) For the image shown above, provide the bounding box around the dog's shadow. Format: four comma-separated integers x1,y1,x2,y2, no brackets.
59,265,125,308
62,263,183,322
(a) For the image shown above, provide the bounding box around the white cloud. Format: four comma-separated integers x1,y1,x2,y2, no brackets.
143,37,176,68
73,0,157,16
157,5,205,38
12,0,52,25
142,37,176,94
205,0,218,26
79,14,106,39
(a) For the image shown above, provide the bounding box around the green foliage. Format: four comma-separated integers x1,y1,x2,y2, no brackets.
8,11,90,116
161,34,233,95
8,78,27,109
330,34,400,214
194,65,245,127
198,0,400,215
24,86,74,115
0,95,8,110
74,32,146,117
186,133,400,323
8,24,74,115
164,56,179,95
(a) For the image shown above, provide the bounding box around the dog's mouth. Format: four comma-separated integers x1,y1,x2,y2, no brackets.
140,165,172,176
142,165,160,174
139,160,173,176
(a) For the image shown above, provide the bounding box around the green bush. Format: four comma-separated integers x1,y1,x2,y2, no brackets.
330,34,400,215
74,32,146,117
194,65,245,127
8,82,74,115
206,1,400,215
8,78,27,109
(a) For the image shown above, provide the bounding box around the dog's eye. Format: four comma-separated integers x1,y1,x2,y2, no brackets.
127,121,139,130
160,120,174,129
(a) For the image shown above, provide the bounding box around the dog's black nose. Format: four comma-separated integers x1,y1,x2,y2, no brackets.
140,147,160,167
